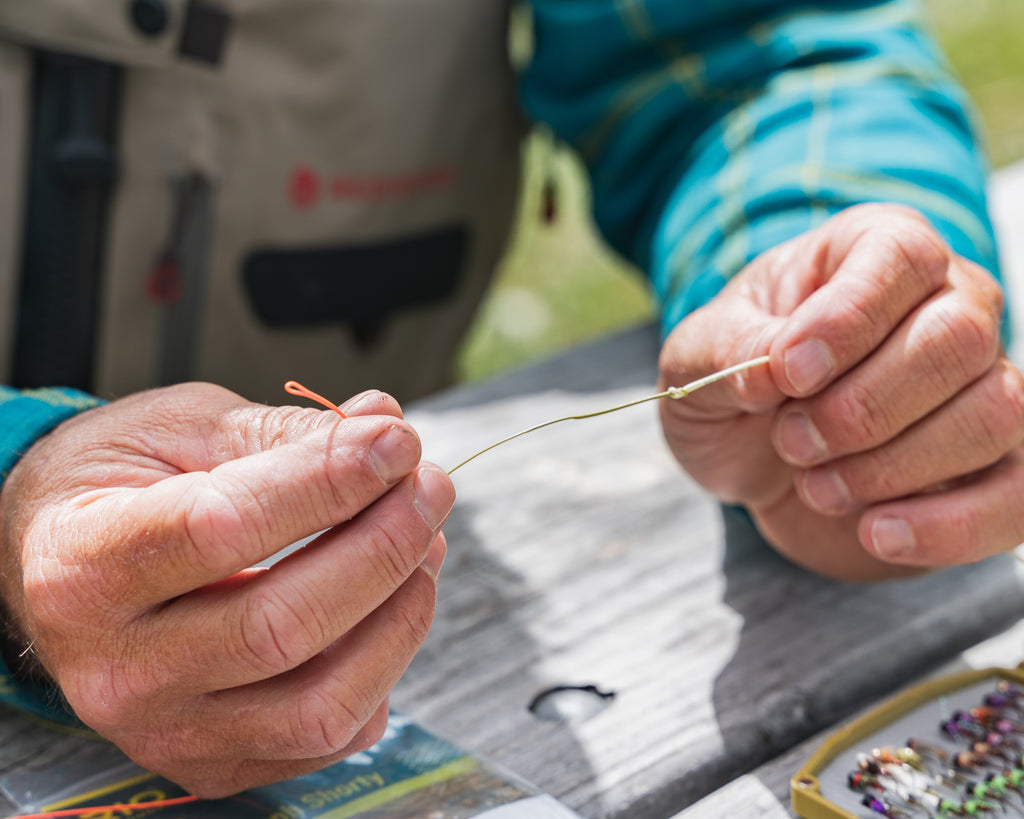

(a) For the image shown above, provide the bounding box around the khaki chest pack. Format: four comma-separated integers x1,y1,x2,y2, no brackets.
0,0,523,406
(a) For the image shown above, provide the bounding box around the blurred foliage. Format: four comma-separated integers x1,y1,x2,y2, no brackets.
454,133,653,383
925,0,1024,169
454,0,1023,383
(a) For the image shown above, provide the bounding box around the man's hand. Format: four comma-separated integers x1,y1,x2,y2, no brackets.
0,382,453,796
658,203,1024,580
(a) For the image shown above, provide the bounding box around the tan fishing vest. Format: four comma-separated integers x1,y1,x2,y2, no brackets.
0,0,523,406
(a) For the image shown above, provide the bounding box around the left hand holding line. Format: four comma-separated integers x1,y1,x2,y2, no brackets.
0,383,453,796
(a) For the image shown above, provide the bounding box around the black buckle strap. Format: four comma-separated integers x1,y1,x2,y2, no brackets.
11,51,121,391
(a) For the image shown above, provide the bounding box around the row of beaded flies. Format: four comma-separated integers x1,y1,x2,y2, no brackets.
850,681,1024,817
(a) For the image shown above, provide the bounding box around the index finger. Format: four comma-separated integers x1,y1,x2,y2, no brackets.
769,205,950,396
79,415,423,605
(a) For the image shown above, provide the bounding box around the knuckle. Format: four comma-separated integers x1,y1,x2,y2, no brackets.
831,450,891,506
359,522,422,590
290,687,364,757
177,477,271,575
237,406,304,450
861,455,906,502
979,269,1006,319
936,505,985,565
64,661,146,732
234,590,323,675
846,204,948,289
1003,364,1024,433
843,292,891,347
932,300,1000,379
825,380,894,449
346,708,390,754
955,257,1006,321
973,365,1024,451
221,402,340,457
388,577,437,649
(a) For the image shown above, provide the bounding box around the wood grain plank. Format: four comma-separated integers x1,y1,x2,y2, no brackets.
394,326,1024,819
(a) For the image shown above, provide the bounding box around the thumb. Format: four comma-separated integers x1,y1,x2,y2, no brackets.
659,290,786,417
94,383,405,474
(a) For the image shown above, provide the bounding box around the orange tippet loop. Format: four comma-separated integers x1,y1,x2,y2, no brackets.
284,381,347,419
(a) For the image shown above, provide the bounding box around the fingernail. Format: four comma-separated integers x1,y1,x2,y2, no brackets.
420,537,447,582
784,339,834,394
777,412,828,465
369,425,420,483
870,516,916,559
800,467,850,513
413,465,455,532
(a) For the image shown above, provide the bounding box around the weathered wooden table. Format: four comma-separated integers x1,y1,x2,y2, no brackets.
390,161,1024,819
3,166,1024,818
398,335,1024,819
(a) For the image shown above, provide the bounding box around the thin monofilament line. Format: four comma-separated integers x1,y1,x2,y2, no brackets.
446,355,771,474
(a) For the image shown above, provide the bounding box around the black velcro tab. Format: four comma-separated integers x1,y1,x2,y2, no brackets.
242,225,468,326
178,0,232,65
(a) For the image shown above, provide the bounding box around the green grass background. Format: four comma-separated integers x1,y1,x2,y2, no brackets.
454,0,1024,384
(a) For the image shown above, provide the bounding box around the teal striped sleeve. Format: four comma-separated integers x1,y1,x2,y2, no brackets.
0,386,103,482
0,386,102,726
519,0,1001,336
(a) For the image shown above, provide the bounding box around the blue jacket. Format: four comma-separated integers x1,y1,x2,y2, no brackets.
520,0,998,333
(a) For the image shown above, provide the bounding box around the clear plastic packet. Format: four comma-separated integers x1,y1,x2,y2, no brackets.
0,711,580,818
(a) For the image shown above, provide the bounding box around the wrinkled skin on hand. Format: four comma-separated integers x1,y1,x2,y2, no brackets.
0,383,453,796
658,204,1024,580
